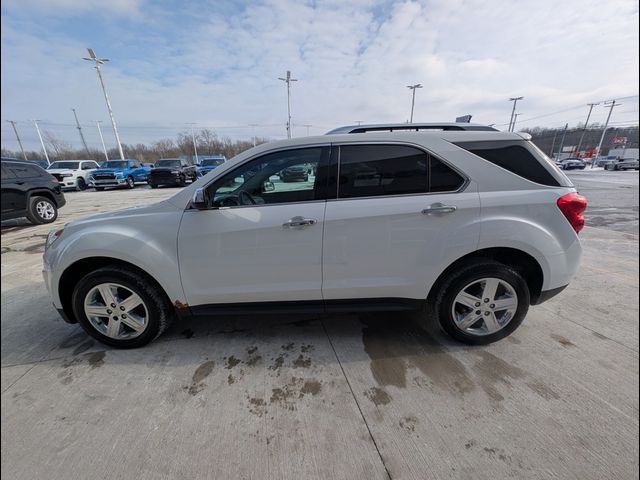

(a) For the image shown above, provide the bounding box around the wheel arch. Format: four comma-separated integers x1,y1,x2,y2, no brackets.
427,247,544,305
27,188,59,206
58,257,176,324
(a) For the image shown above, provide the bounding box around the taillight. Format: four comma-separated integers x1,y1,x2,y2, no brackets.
557,193,587,234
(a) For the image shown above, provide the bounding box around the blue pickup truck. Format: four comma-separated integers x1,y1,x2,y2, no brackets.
196,155,226,177
88,159,151,190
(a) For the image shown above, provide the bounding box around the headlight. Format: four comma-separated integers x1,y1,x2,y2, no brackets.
45,228,64,250
60,173,73,178
116,173,125,178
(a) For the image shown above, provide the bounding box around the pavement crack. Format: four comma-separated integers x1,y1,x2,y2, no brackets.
320,319,392,480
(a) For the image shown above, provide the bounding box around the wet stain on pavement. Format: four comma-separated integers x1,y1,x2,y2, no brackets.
225,356,241,369
399,416,418,433
364,387,392,406
87,351,106,369
473,351,524,402
187,360,215,395
293,354,311,368
550,334,576,348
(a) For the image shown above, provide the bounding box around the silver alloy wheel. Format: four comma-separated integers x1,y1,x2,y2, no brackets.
83,283,148,339
35,200,56,220
451,277,518,336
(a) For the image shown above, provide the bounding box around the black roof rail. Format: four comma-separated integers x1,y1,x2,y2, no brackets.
326,123,499,134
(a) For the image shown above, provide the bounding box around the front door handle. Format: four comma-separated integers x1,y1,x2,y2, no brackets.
283,216,317,228
422,203,457,215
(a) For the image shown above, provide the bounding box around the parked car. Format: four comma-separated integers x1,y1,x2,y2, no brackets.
197,155,226,176
87,159,151,190
46,160,100,191
1,158,66,224
279,164,309,182
43,123,585,348
142,163,155,169
558,158,586,170
605,158,639,171
30,159,50,169
147,159,198,188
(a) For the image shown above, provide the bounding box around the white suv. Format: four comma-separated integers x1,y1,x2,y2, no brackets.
46,160,100,191
43,124,586,348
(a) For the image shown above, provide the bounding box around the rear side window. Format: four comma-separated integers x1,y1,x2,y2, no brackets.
6,163,42,179
455,140,561,187
1,165,16,179
338,145,428,198
337,144,465,198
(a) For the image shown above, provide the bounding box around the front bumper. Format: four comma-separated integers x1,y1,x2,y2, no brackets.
89,178,128,187
149,174,183,185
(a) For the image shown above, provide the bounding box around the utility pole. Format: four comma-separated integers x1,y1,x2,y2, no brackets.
278,70,297,139
95,121,109,162
32,120,50,164
249,124,259,147
549,129,559,157
355,120,364,125
407,84,423,123
508,96,524,132
593,100,620,169
7,120,28,161
576,103,599,157
72,108,91,156
83,48,125,160
556,123,568,161
187,123,199,163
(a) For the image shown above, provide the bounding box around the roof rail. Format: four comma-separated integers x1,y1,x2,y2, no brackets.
326,123,499,135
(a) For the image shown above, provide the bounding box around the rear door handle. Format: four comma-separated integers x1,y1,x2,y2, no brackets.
422,203,457,215
283,216,317,228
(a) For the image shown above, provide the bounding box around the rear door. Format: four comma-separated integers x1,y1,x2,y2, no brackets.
2,162,40,214
322,143,481,302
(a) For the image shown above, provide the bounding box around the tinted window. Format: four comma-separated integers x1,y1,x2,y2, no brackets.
207,147,326,207
156,160,181,168
430,157,465,192
338,145,428,198
455,141,561,187
101,161,128,169
7,163,42,178
48,161,80,169
1,165,16,179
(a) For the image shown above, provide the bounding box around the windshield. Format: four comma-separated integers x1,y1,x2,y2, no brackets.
48,161,80,170
101,161,129,169
156,160,181,168
202,159,224,167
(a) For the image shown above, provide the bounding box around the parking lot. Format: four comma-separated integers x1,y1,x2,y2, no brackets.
1,170,638,479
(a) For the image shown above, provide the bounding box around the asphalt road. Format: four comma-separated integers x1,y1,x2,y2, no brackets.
1,179,639,479
566,169,639,234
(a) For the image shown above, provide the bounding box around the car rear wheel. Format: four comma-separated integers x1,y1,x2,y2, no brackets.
26,196,58,224
72,266,173,348
429,260,530,345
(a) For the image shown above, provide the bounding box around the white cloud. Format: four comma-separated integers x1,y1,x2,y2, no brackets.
1,0,638,151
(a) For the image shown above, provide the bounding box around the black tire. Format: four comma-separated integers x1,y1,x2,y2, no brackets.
71,266,173,348
126,176,135,189
77,177,88,191
149,182,158,189
26,196,58,224
429,259,530,345
95,187,105,191
178,175,186,187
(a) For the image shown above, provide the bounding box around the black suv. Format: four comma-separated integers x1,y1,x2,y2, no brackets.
1,158,66,224
147,158,198,188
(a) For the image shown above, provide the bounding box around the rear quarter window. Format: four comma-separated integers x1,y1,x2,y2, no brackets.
454,140,564,187
7,163,43,179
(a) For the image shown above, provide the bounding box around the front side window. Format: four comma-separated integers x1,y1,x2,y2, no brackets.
337,145,428,198
206,147,326,207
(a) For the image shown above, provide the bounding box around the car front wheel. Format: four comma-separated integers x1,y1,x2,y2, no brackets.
430,260,530,345
72,266,173,348
126,176,135,189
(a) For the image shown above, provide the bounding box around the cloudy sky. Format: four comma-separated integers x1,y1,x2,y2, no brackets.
1,0,638,151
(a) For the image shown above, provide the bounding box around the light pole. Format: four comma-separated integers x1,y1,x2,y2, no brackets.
249,124,259,147
32,120,50,164
7,120,28,161
508,96,523,132
576,103,599,157
187,123,199,163
557,123,569,162
407,84,423,123
593,100,620,169
83,48,125,160
278,70,297,139
95,120,109,162
512,113,521,131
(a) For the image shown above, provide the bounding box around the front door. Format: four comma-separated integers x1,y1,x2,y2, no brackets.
178,146,331,308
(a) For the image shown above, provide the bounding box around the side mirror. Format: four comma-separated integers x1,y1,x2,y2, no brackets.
191,188,208,209
262,181,275,192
